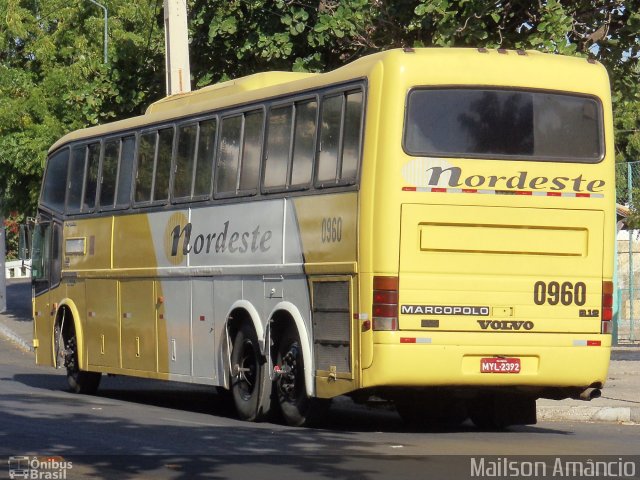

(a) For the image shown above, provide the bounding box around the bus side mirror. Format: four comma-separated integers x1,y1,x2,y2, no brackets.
19,224,31,261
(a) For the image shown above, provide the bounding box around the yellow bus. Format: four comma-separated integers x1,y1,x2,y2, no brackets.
30,48,614,428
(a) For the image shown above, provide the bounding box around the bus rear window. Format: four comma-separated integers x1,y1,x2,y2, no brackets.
404,89,603,163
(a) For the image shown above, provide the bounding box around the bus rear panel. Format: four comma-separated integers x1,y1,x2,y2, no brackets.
359,50,613,425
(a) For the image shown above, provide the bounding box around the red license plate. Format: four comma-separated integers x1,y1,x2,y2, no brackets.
480,357,521,373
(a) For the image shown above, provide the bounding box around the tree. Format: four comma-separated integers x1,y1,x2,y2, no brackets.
188,1,638,88
3,211,23,260
0,0,165,214
190,0,639,158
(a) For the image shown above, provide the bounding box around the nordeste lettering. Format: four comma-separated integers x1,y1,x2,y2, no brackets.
424,166,605,193
170,221,272,256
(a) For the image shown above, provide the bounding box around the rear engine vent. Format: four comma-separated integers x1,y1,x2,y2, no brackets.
312,281,351,374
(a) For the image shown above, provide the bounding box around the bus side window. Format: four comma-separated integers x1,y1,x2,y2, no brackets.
316,94,343,185
173,123,198,200
100,139,119,208
135,132,156,203
66,145,86,214
340,91,363,183
216,115,242,195
264,105,293,191
239,110,264,193
290,100,317,188
193,118,217,198
83,142,101,212
115,136,135,208
153,127,174,202
41,148,70,213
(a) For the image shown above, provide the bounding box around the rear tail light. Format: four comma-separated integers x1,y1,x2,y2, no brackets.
373,276,398,331
601,281,613,334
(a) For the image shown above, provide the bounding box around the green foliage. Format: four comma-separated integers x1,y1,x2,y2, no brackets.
628,197,640,230
0,0,164,215
189,0,379,83
189,1,640,195
0,0,638,218
189,0,640,159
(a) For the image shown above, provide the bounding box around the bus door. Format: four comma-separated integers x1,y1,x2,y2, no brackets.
32,214,63,366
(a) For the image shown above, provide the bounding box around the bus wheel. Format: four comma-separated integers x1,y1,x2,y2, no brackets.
275,328,329,427
230,323,271,422
65,335,101,394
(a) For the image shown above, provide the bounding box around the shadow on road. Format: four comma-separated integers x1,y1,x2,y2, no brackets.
12,371,571,438
3,351,579,479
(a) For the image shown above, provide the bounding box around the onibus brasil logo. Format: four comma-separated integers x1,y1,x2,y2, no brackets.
8,456,72,479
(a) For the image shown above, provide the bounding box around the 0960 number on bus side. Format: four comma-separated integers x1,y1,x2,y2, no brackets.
321,217,342,243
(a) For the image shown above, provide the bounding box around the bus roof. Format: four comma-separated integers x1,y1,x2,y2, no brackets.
48,48,607,154
145,71,317,115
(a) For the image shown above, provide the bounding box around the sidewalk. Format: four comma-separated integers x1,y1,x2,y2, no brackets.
537,348,640,424
1,278,638,424
0,278,33,353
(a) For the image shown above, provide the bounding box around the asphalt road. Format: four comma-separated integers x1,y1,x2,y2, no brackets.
0,337,638,480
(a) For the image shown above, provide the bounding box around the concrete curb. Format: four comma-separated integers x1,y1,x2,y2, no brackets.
537,405,640,424
0,321,32,353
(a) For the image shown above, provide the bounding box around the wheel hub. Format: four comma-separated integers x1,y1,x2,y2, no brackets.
277,343,299,401
236,340,257,400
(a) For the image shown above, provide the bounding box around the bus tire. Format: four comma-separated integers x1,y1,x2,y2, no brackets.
275,328,329,427
65,336,101,394
230,323,271,422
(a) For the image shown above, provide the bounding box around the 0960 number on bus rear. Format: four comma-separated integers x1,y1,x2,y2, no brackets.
533,281,586,306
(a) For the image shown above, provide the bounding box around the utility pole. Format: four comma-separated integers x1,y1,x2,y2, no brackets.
628,163,635,342
0,219,6,313
87,0,108,64
164,0,191,95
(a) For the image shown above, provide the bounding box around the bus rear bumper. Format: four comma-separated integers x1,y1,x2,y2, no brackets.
362,332,611,394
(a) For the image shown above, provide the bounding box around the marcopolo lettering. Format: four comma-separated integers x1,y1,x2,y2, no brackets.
477,320,535,331
424,166,606,193
401,305,490,316
170,221,272,256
